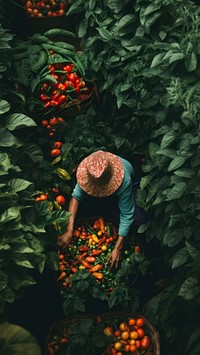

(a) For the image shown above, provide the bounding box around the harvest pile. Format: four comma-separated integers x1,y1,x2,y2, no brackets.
57,218,141,292
24,0,69,17
38,62,91,110
46,314,155,354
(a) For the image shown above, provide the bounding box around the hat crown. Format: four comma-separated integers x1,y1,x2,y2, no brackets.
86,153,112,185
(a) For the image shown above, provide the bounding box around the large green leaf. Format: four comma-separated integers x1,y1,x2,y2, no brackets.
0,322,42,355
0,207,21,226
179,277,200,300
0,128,22,147
0,270,8,291
24,144,43,163
0,99,10,114
172,247,189,269
8,179,33,193
5,114,37,131
164,182,186,201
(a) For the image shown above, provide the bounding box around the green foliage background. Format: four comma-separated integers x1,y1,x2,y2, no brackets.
1,0,200,354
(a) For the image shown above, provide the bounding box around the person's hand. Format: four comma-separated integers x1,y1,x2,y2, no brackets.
106,247,122,269
57,230,73,251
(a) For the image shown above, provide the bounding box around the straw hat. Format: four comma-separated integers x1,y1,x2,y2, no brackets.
76,150,124,197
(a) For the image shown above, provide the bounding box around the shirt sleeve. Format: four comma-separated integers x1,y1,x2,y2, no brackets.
117,179,135,237
71,183,87,201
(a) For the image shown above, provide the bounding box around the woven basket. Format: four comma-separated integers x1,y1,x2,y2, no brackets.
45,312,160,355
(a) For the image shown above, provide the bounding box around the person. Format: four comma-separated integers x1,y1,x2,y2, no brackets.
57,150,135,268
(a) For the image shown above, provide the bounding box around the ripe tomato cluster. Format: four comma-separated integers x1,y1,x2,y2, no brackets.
24,0,68,17
35,189,66,209
39,62,90,109
104,317,152,354
41,116,64,137
57,218,141,291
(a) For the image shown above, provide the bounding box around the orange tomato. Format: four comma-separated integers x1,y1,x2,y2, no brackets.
121,331,129,340
128,318,136,326
129,345,137,353
103,326,113,336
128,339,136,345
130,331,139,340
119,322,128,332
113,342,122,351
124,344,130,352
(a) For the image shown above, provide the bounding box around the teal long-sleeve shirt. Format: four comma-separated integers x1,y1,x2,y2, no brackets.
71,157,135,237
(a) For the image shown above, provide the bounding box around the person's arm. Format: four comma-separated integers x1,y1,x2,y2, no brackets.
57,183,86,250
57,197,79,250
107,178,135,268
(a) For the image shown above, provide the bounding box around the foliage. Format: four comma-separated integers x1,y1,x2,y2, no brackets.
0,25,71,317
66,0,200,353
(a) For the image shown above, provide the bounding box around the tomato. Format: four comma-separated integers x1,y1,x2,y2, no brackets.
58,95,67,104
103,326,113,336
119,322,128,332
137,328,145,338
114,330,121,338
129,345,137,353
73,230,80,238
58,83,66,91
128,318,136,326
135,340,141,349
141,335,151,350
121,331,129,340
50,117,58,126
136,318,145,328
129,331,138,340
113,342,122,351
51,149,61,158
56,195,66,205
40,194,48,200
64,64,74,73
41,119,49,127
57,117,64,123
49,50,54,55
52,187,59,194
53,141,62,149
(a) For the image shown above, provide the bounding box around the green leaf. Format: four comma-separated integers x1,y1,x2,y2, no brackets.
24,144,43,163
0,322,42,355
96,28,112,41
9,179,32,193
14,257,34,269
172,247,189,269
185,242,199,260
0,99,10,114
179,277,200,300
0,128,21,147
185,327,200,355
43,28,76,38
5,114,37,131
0,207,21,226
160,130,178,149
169,52,184,64
184,52,197,72
174,168,195,178
164,182,186,201
168,156,188,171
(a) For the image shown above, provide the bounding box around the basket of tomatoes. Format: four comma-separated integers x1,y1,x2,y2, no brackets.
29,62,95,119
56,217,144,294
21,0,73,35
46,312,160,355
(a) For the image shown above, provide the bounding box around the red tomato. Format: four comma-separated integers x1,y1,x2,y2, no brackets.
58,95,67,104
41,120,49,127
137,328,145,339
50,117,58,126
50,149,61,158
52,187,59,194
135,340,141,349
141,336,151,350
56,195,66,205
136,318,145,328
53,141,62,149
64,64,74,72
